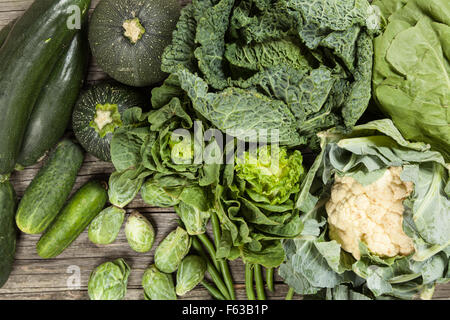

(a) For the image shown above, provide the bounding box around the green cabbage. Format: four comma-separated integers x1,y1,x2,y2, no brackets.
160,0,378,148
279,119,450,299
372,0,450,161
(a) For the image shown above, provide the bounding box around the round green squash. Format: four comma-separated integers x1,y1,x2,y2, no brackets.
88,0,181,87
72,82,147,162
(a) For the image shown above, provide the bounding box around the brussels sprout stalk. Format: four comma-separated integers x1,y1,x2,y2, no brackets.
201,280,226,300
254,264,266,300
285,287,295,300
192,237,231,300
245,263,255,300
266,267,274,292
210,211,236,300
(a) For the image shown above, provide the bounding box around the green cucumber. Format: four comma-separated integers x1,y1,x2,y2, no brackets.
16,139,84,234
0,180,17,288
0,20,15,47
0,0,91,174
37,180,108,259
16,31,90,168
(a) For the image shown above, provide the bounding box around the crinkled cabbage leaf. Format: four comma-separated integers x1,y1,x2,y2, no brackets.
160,0,378,148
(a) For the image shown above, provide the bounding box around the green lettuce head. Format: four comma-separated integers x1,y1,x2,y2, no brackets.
279,119,450,300
234,145,304,205
213,144,305,268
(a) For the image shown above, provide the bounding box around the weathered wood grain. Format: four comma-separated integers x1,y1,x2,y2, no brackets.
0,0,448,301
0,285,298,300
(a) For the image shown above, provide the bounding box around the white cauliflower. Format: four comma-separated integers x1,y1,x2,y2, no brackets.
326,167,415,260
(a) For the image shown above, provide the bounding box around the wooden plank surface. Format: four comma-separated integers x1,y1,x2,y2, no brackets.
0,0,448,301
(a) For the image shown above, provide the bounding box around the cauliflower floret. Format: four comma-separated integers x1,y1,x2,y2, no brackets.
325,167,415,260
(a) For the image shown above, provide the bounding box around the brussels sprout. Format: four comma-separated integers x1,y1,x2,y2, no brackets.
154,227,191,273
88,206,125,245
88,258,130,300
142,265,177,300
125,211,155,253
176,255,207,296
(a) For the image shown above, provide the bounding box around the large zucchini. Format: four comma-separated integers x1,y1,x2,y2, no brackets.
0,180,17,288
16,31,90,168
36,180,108,259
16,139,84,235
0,0,91,174
0,20,15,47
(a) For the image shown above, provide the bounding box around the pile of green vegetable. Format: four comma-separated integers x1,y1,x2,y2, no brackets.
0,0,448,301
0,0,91,289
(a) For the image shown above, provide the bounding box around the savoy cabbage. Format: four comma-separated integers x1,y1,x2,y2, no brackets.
159,0,379,148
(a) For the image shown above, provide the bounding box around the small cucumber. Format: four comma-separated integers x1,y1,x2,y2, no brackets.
36,180,108,259
16,139,84,234
0,179,17,288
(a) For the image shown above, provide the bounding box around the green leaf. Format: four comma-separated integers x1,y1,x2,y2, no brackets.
141,176,188,208
241,240,286,268
108,166,152,208
194,0,235,90
373,0,450,161
161,4,198,75
176,185,211,235
177,69,303,146
110,126,155,172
